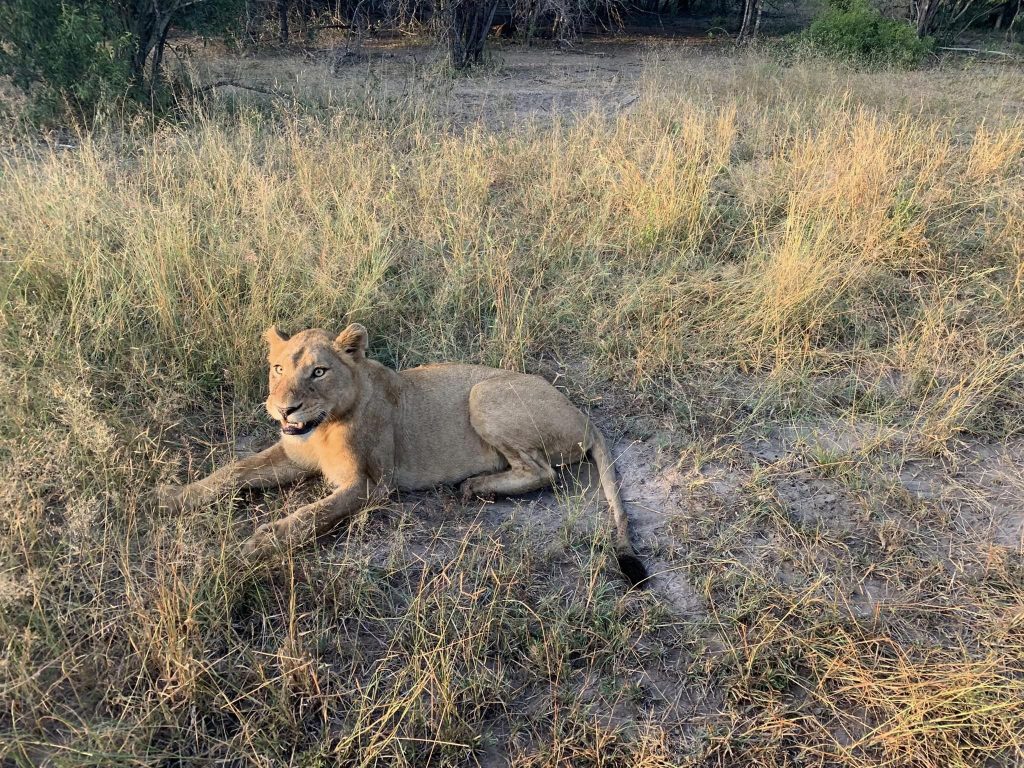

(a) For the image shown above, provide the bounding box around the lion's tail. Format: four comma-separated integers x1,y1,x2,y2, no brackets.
588,426,649,588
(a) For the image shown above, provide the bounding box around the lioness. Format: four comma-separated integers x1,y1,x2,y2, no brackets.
157,324,648,586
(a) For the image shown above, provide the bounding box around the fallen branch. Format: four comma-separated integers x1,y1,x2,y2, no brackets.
305,22,354,32
191,78,386,121
193,79,285,97
937,46,1021,58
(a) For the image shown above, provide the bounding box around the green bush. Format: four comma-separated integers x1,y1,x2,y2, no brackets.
804,0,934,67
0,0,247,125
0,0,133,124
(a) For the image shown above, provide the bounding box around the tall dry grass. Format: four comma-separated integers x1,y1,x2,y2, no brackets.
1,51,1023,765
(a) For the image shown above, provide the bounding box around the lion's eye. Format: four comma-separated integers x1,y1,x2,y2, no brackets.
272,365,283,375
311,367,327,379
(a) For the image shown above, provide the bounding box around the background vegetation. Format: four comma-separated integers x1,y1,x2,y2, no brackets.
802,0,935,65
2,0,1021,123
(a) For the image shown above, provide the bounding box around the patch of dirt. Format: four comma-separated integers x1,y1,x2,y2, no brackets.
184,26,1024,137
187,29,727,128
952,441,1024,550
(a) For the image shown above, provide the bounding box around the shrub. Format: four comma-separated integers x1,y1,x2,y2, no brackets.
0,0,133,124
0,0,247,125
804,0,934,66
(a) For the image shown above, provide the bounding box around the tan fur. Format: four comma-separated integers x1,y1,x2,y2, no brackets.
156,324,647,585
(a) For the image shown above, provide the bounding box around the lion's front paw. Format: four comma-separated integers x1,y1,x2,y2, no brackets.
152,484,186,513
241,522,285,558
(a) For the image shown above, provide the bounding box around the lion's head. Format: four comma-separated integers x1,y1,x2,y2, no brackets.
263,323,368,437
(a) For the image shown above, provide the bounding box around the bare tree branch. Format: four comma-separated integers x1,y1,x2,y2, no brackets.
193,78,285,96
937,45,1021,56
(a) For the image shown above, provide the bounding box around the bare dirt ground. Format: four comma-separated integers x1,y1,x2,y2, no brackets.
187,27,1024,131
190,32,653,126
353,420,1024,630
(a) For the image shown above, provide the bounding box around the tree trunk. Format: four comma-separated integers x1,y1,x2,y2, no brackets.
738,0,760,40
915,0,941,35
1002,0,1022,33
446,0,500,68
149,16,172,98
117,0,206,103
298,0,313,41
244,0,259,44
125,1,157,90
278,0,291,43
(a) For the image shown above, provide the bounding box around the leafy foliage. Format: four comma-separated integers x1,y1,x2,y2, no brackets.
0,0,133,123
804,0,935,66
0,0,247,124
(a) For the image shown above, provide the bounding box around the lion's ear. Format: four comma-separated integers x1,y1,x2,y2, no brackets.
264,326,290,348
334,323,368,360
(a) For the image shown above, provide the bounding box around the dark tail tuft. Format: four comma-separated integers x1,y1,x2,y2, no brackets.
616,552,649,589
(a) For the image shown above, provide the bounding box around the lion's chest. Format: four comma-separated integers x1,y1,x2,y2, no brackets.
282,422,362,486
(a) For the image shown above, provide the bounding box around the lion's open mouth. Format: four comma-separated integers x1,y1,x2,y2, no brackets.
280,414,325,437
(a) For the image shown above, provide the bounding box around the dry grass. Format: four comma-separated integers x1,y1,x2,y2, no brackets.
1,45,1023,766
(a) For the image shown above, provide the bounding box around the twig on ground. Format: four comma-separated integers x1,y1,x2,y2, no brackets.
194,79,285,97
937,46,1021,59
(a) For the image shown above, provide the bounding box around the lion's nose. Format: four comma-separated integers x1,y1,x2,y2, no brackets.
281,403,303,418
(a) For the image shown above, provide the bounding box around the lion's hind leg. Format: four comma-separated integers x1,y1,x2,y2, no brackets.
459,374,588,502
460,451,555,502
461,373,648,587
